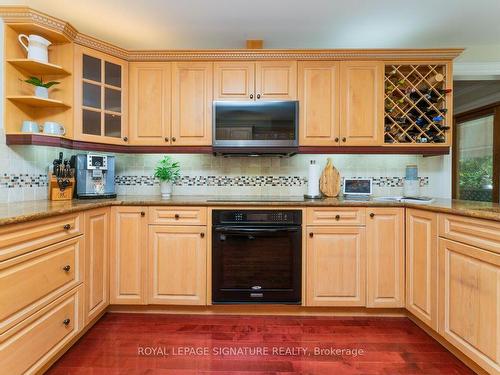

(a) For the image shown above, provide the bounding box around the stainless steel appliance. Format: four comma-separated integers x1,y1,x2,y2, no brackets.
72,154,117,199
213,101,299,156
212,209,302,304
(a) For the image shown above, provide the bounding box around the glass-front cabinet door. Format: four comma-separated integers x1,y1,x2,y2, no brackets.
74,45,128,144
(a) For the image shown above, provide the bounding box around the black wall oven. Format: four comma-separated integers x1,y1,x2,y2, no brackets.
212,210,302,304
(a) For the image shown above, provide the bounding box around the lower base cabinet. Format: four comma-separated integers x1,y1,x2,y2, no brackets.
406,209,438,330
306,226,366,306
366,208,405,307
110,207,148,305
438,238,500,374
84,208,110,324
0,286,83,375
148,225,207,305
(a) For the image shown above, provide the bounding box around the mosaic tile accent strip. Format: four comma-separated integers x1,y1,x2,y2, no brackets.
114,175,430,188
1,174,48,188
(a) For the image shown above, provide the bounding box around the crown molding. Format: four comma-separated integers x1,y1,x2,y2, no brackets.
0,6,464,62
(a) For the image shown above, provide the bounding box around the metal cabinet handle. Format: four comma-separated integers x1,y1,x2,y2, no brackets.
370,213,375,218
256,94,261,99
334,137,339,142
172,137,176,142
200,232,205,238
165,137,169,142
250,94,254,99
174,214,180,220
123,136,128,142
63,224,71,230
63,318,71,326
335,215,340,220
140,211,146,217
309,232,314,238
342,137,346,142
63,265,71,272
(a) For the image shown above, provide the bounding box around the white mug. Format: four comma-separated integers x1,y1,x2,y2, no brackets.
21,120,39,133
18,34,51,63
43,121,65,135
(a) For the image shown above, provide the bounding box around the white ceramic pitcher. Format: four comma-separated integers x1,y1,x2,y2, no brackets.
18,34,51,62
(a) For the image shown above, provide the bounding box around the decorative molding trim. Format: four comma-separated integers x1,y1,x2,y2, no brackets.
0,6,464,61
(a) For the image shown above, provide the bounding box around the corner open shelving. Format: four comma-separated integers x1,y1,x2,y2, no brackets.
7,95,70,108
6,58,70,76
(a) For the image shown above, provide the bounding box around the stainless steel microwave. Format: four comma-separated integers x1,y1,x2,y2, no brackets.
213,101,299,151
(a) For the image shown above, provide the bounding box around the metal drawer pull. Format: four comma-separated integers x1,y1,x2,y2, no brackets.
140,211,145,217
309,232,314,238
174,214,180,220
370,213,375,218
335,215,340,220
200,232,205,238
63,224,71,230
63,318,71,326
63,265,71,272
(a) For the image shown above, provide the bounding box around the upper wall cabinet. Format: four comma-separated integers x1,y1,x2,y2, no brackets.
214,61,297,101
298,61,340,146
340,61,384,146
129,63,171,145
74,45,128,145
171,62,213,146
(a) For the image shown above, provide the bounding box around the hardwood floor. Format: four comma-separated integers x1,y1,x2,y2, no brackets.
46,313,475,374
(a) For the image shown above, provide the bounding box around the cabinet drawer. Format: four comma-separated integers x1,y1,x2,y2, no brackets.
306,207,366,226
0,213,82,261
439,214,500,254
0,236,83,335
149,206,207,225
0,286,83,375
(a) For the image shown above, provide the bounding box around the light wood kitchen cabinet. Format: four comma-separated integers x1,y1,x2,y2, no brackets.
83,208,109,324
74,45,128,145
298,61,340,146
129,62,171,145
171,62,213,145
306,226,366,306
366,208,405,307
214,62,255,100
339,61,384,146
406,209,438,330
214,61,297,100
110,207,148,304
438,238,499,375
148,225,207,305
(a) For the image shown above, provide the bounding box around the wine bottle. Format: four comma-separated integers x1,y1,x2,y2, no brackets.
426,73,444,86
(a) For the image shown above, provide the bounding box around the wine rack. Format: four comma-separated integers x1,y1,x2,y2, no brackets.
384,64,451,145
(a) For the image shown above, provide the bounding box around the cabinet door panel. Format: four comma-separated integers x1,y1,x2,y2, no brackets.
366,208,404,307
298,61,340,145
74,44,128,145
171,62,213,145
129,63,171,145
149,225,207,305
214,62,255,100
306,227,366,306
255,61,297,100
110,207,147,304
438,239,499,375
84,208,109,324
406,209,438,330
340,61,383,146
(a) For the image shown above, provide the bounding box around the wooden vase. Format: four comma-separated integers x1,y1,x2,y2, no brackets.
320,158,340,197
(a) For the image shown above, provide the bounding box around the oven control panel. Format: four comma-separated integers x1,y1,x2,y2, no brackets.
213,210,301,225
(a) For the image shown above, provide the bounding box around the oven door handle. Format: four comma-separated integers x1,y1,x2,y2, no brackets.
214,227,299,234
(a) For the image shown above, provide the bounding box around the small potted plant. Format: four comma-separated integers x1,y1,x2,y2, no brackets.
154,156,181,199
23,76,60,99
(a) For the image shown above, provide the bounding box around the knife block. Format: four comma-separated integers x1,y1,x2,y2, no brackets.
49,174,75,201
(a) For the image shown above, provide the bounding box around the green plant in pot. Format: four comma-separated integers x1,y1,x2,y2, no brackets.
23,76,60,99
154,156,181,199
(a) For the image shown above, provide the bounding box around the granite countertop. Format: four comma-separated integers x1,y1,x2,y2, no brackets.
0,195,499,226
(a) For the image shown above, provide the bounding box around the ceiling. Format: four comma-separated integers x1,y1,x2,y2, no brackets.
2,0,500,61
454,80,500,114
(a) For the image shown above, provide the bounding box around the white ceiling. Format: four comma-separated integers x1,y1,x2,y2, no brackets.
2,0,500,60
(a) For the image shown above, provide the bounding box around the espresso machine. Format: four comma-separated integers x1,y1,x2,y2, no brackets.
72,154,117,199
